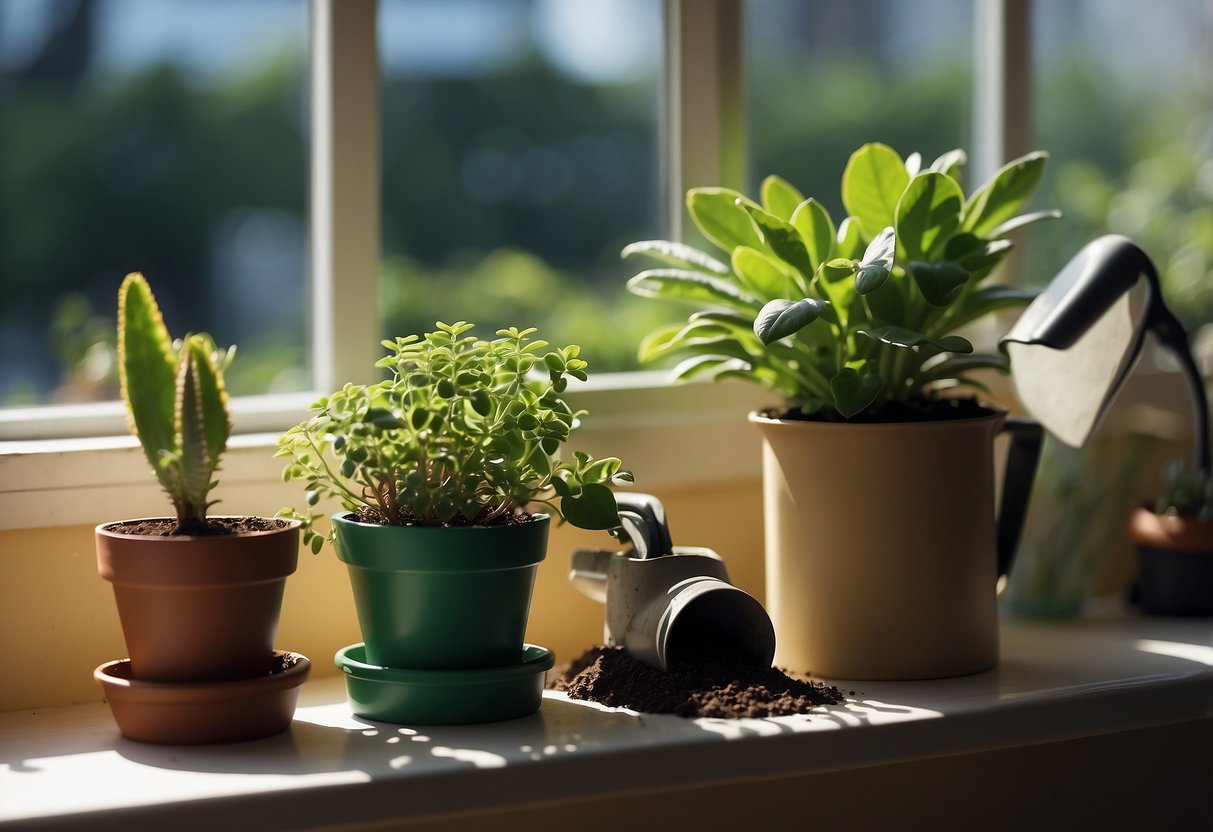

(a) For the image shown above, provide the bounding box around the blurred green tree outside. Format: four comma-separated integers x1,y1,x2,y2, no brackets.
4,0,1212,412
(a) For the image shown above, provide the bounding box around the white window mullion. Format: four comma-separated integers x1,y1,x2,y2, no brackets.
972,0,1032,183
661,0,745,241
310,0,382,390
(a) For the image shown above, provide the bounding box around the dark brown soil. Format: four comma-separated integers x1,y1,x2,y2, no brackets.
551,646,844,719
350,505,533,528
271,651,300,674
770,396,995,424
105,517,289,537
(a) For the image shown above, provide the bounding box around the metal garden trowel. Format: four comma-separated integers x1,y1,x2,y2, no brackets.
569,492,776,672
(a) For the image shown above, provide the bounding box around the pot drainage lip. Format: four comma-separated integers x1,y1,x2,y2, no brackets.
94,650,311,693
335,643,554,685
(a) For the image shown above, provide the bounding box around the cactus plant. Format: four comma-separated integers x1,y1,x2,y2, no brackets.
118,272,233,535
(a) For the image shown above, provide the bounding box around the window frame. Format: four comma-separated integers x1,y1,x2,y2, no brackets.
0,0,1021,530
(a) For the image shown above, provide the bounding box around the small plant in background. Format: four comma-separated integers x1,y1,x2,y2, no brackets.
277,322,631,553
118,272,234,536
1156,460,1213,520
625,142,1059,419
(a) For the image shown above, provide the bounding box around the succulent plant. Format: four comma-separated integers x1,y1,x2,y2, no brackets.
118,273,233,535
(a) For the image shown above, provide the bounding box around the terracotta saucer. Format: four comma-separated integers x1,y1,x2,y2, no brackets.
94,650,310,744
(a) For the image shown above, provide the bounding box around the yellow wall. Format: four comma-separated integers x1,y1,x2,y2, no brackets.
0,479,763,712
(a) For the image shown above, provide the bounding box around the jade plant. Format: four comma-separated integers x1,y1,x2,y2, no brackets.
625,143,1060,419
277,321,631,552
1155,460,1213,520
118,272,234,535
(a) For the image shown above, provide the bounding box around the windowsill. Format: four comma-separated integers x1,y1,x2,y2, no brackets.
0,377,772,530
4,608,1211,830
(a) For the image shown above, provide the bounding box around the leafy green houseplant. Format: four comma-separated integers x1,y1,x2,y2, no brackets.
1129,460,1213,616
94,273,305,743
277,322,628,723
626,143,1057,419
277,321,629,543
624,144,1056,680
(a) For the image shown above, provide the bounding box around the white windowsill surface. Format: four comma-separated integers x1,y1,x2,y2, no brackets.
4,609,1211,830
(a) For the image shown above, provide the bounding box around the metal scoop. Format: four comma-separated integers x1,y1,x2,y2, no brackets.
570,493,776,672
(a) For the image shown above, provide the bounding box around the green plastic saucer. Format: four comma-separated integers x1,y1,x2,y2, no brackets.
335,643,554,725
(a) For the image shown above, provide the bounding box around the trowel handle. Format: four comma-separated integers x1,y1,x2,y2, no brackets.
996,417,1044,579
614,493,674,558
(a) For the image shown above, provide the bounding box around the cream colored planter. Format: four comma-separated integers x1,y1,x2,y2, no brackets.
751,409,1011,681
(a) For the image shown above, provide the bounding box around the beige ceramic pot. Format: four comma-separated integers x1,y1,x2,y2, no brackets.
96,518,300,682
751,408,1029,681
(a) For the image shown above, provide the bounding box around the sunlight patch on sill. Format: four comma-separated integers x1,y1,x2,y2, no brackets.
1135,639,1213,666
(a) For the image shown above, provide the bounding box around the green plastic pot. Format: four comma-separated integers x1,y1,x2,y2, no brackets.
331,512,549,669
335,642,554,725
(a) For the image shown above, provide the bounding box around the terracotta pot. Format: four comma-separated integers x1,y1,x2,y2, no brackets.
94,651,310,744
96,518,300,682
751,408,1033,681
1128,507,1213,616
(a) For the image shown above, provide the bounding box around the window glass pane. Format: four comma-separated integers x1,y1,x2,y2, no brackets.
745,0,973,210
378,0,663,372
1010,2,1213,613
1026,0,1213,333
0,0,309,407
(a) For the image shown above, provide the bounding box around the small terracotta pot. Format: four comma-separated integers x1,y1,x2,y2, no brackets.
96,518,300,682
95,651,310,744
1128,507,1213,616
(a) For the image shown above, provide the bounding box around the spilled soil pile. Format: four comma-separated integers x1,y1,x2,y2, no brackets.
551,645,844,719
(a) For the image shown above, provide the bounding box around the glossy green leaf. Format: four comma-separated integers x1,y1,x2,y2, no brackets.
791,198,836,275
760,174,805,221
620,239,731,275
671,355,753,383
753,298,826,344
929,149,967,180
835,216,864,259
943,234,1012,279
841,143,910,241
895,172,963,261
831,367,883,418
639,320,757,364
918,352,1010,383
687,188,765,252
909,261,969,307
962,151,1048,237
986,209,1063,239
948,284,1038,329
854,227,896,295
732,246,799,300
863,279,906,327
742,203,814,280
857,326,973,354
627,268,760,309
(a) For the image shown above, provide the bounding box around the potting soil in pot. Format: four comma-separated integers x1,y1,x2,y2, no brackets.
551,646,844,719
